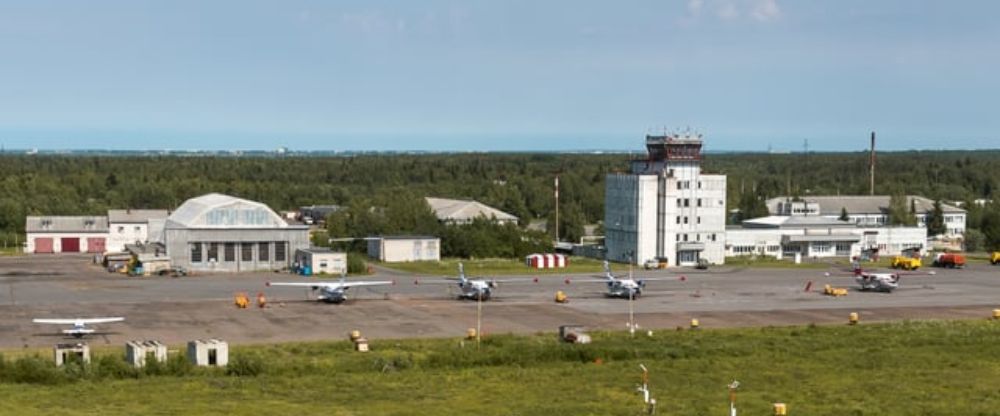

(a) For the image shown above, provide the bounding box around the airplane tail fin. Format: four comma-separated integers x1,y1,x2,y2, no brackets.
458,262,467,283
603,261,615,281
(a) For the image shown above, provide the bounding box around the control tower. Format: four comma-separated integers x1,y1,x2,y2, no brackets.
606,131,726,267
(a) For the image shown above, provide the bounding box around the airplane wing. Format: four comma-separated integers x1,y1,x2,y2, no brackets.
564,278,611,284
33,317,124,325
268,281,393,290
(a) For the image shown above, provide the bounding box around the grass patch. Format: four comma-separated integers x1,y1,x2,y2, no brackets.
0,246,21,256
380,257,626,276
1,320,999,415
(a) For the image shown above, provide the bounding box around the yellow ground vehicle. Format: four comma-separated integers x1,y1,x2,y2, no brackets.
991,252,1000,265
891,255,921,270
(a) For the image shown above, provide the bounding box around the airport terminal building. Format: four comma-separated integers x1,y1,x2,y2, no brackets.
163,193,309,272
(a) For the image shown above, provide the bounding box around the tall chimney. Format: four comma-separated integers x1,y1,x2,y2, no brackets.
869,131,876,195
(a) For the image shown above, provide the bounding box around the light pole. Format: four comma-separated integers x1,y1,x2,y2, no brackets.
628,252,636,337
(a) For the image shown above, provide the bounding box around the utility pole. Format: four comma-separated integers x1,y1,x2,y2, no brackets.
869,131,876,195
554,175,560,242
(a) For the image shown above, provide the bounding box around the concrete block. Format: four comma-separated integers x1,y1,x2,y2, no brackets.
54,343,90,366
187,339,229,367
125,340,168,368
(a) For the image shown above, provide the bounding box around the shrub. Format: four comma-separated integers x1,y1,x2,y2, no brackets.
9,356,66,385
226,354,266,377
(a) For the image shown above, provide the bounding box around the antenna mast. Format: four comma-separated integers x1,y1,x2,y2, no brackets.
869,132,876,195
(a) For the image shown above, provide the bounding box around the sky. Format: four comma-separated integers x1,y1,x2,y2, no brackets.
0,0,998,152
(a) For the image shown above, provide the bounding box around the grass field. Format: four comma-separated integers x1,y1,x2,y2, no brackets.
2,320,999,415
0,246,21,256
380,257,628,276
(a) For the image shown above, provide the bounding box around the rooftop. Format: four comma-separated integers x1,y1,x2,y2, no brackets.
108,209,169,224
766,195,965,216
425,197,518,224
26,216,109,233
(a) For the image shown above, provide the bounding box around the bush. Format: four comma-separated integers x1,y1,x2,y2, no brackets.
93,355,137,380
226,354,266,377
8,356,66,385
347,252,368,275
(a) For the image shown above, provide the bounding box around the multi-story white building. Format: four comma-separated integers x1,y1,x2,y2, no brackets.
605,133,727,267
765,196,966,237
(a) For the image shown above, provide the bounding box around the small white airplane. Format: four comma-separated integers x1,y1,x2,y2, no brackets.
414,263,537,301
566,261,681,299
825,261,935,293
32,317,125,338
267,276,394,304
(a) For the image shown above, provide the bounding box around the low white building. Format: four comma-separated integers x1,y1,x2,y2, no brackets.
726,215,927,259
766,195,966,237
25,216,109,254
107,209,170,253
367,236,440,263
294,248,347,275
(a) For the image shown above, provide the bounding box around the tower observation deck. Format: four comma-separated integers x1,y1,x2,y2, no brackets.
631,133,704,174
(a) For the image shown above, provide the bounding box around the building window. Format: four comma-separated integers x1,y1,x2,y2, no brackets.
698,181,702,189
684,199,690,207
207,243,219,262
191,243,202,263
683,217,688,224
676,199,682,207
258,242,270,262
676,216,681,224
134,226,141,233
224,243,236,262
275,242,286,262
118,226,125,234
697,217,701,224
711,234,717,242
697,199,702,207
676,234,680,242
683,234,689,242
696,234,701,241
241,243,253,262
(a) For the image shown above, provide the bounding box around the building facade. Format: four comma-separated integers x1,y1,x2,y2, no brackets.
766,196,966,237
25,216,109,254
163,193,309,272
726,216,927,260
294,248,347,276
605,133,727,267
107,209,170,253
367,236,441,263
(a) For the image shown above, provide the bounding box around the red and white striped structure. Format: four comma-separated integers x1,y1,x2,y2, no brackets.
525,253,568,269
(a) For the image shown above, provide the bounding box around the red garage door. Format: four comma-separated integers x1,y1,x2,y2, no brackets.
87,238,106,253
61,238,80,253
35,238,54,253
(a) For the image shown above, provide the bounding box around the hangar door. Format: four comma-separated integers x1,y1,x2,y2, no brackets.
87,238,106,253
61,238,80,253
34,238,54,253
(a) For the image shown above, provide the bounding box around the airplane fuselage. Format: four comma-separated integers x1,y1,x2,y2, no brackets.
318,287,348,304
458,280,493,300
855,273,899,292
606,279,643,299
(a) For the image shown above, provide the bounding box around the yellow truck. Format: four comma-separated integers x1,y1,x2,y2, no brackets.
992,252,1000,265
891,255,922,270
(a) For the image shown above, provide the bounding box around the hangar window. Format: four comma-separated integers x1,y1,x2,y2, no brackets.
258,242,270,262
275,242,287,262
207,243,219,262
118,226,125,234
241,244,253,262
224,243,236,262
191,243,203,263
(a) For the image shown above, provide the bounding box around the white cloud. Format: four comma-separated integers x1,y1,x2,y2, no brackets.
716,2,740,20
750,0,781,22
688,0,704,17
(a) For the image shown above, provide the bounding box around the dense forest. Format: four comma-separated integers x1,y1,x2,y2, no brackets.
2,150,1000,250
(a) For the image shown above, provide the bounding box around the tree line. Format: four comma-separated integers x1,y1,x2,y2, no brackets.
2,149,1000,252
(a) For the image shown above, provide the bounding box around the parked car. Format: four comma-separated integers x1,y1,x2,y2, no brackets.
695,258,710,270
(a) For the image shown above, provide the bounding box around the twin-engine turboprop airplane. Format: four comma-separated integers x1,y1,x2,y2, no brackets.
267,276,393,304
565,261,680,299
32,317,125,338
825,261,935,293
414,263,538,301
